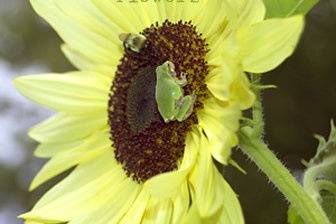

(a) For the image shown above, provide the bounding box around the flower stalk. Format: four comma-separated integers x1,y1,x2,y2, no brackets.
238,77,331,224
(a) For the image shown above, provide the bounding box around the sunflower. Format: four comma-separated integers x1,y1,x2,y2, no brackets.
14,0,303,223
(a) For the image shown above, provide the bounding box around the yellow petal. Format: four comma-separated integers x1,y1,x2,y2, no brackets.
189,135,244,223
230,73,256,110
223,0,265,29
118,190,150,224
33,150,118,207
29,113,107,143
237,15,304,73
34,140,81,158
25,221,40,224
69,180,141,224
198,99,241,164
125,2,162,29
189,135,224,217
180,203,202,224
207,29,240,66
22,170,121,222
184,179,245,224
60,44,96,71
206,0,264,56
170,182,190,224
21,151,138,223
61,44,119,79
218,178,245,224
24,221,50,224
30,0,123,66
30,131,111,190
194,0,227,38
161,0,208,25
206,66,235,103
91,0,157,32
13,72,110,114
141,198,173,224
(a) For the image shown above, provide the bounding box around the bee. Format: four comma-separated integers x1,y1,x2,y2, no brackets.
119,33,146,53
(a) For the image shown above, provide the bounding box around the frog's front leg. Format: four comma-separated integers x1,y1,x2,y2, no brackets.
176,94,196,122
174,72,188,87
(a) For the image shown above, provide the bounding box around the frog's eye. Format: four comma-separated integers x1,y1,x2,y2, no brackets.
166,61,175,73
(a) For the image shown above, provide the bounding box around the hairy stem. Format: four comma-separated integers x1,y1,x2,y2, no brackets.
238,76,330,224
239,132,330,224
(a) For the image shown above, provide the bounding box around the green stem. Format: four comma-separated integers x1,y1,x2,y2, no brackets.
238,76,330,224
251,86,264,138
239,133,330,224
316,180,336,194
304,155,336,200
249,74,266,138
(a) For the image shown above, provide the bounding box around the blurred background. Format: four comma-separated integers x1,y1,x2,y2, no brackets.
0,0,335,223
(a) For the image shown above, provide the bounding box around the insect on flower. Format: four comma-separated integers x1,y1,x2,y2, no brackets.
119,33,146,53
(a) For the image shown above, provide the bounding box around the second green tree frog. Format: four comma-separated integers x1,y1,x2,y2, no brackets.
155,61,196,123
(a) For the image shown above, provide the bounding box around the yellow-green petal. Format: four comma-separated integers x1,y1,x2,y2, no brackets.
30,131,110,190
237,15,304,73
217,178,245,224
170,182,190,224
189,135,244,223
91,0,151,32
223,0,265,30
194,0,227,38
180,203,202,224
69,180,141,224
198,99,241,164
13,72,110,114
54,0,122,43
21,151,138,223
30,0,123,66
207,67,235,103
190,136,224,217
25,221,45,224
29,113,107,143
119,190,150,224
141,198,173,224
61,44,120,79
34,140,81,158
61,44,96,71
230,73,256,110
160,0,206,24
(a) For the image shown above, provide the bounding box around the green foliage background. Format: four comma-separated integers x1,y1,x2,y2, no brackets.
263,0,319,17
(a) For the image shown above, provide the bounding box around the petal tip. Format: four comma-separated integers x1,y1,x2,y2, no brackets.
12,77,25,90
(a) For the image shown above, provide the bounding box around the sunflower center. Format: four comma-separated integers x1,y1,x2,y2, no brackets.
108,20,209,182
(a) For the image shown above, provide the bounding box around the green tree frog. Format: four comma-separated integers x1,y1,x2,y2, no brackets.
119,33,146,53
155,61,196,123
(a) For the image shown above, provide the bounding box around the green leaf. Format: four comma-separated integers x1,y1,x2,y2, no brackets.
321,189,336,223
263,0,319,18
288,206,305,224
296,180,336,223
288,121,336,223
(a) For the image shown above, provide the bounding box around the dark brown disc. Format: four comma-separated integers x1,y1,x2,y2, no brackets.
108,20,209,182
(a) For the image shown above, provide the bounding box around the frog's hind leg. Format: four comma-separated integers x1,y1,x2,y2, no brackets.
176,94,196,122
